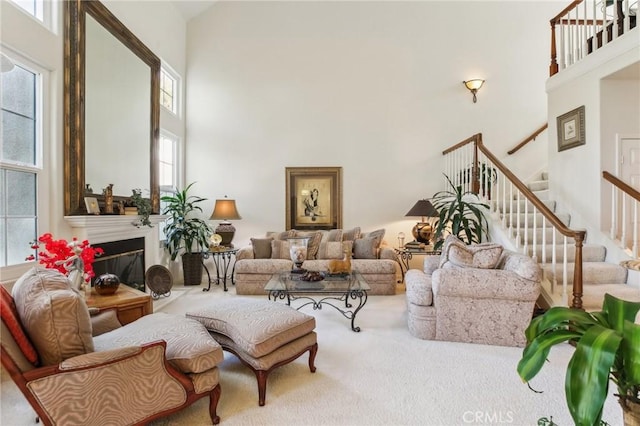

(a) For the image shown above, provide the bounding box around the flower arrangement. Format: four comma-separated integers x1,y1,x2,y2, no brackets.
26,233,104,283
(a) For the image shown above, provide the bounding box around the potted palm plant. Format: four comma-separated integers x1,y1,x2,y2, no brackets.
162,182,212,286
431,174,490,250
517,293,640,426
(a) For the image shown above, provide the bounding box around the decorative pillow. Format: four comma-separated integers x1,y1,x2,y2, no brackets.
319,229,343,243
317,241,353,260
342,227,361,242
292,230,322,259
271,240,292,260
0,285,39,365
11,267,94,366
251,237,273,259
353,238,378,259
266,230,294,241
439,235,503,269
360,228,385,249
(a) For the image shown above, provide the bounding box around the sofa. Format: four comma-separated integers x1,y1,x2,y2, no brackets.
405,236,542,347
234,228,400,295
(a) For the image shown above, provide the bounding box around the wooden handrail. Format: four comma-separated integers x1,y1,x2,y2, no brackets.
603,171,640,202
442,133,481,155
507,124,548,155
551,0,583,25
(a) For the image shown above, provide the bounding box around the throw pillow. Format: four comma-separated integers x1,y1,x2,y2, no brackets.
360,228,385,249
353,237,378,259
317,241,353,259
271,240,292,260
11,267,94,366
439,235,503,269
293,231,322,259
0,285,39,365
251,237,273,259
342,227,361,242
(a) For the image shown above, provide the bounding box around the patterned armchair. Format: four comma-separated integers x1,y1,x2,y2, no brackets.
405,236,542,347
1,267,223,425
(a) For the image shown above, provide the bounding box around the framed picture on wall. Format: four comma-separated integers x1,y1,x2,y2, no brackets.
285,167,342,230
557,105,585,152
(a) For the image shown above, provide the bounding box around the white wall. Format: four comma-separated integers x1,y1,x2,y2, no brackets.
186,1,562,247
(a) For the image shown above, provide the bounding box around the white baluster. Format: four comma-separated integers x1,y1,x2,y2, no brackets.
633,200,638,258
622,193,627,249
562,235,568,306
611,184,617,239
532,205,537,263
516,190,521,249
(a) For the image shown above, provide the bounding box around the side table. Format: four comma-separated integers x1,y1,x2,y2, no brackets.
86,284,152,325
202,248,238,292
394,245,441,281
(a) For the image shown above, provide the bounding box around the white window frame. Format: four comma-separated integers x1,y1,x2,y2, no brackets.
158,130,181,241
0,48,50,279
8,0,54,31
160,63,180,117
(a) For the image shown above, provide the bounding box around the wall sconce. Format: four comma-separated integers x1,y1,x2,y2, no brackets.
463,79,485,103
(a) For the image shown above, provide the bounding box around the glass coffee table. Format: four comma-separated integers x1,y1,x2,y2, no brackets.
265,271,369,332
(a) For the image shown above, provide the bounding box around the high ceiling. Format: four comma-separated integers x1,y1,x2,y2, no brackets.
171,0,218,21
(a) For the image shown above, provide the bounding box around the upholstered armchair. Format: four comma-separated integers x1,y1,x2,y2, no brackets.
1,267,223,425
405,236,542,347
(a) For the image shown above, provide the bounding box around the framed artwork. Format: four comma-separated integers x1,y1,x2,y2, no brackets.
557,106,585,152
84,196,100,214
285,167,342,230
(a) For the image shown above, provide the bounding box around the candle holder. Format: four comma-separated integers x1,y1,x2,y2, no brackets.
288,237,309,273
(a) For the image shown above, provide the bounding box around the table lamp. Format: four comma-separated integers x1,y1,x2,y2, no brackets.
404,199,439,245
210,196,242,248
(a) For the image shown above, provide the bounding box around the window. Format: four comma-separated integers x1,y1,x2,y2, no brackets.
158,131,179,240
1,55,45,267
160,66,178,114
9,0,51,26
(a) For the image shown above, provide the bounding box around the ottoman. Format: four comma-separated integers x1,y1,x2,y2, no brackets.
186,298,318,406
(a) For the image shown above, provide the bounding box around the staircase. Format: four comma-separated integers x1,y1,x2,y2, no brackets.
499,172,640,311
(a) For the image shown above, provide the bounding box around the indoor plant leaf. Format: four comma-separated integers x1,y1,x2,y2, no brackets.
517,329,581,382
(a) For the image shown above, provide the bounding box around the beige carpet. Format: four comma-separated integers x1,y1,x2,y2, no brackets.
1,284,624,426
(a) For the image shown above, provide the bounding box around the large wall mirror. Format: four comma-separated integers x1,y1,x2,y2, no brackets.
64,0,160,215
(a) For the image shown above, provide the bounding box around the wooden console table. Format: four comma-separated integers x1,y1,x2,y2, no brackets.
86,285,152,325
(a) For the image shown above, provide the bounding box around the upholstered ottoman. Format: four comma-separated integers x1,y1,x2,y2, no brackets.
186,298,318,406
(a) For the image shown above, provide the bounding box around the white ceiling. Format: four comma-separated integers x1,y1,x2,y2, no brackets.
171,0,218,21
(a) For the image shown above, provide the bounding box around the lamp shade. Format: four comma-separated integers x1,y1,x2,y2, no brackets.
210,198,241,221
405,200,438,220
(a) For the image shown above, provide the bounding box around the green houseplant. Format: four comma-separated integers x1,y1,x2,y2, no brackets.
130,188,152,227
458,162,498,199
431,174,490,250
162,182,212,286
517,293,640,426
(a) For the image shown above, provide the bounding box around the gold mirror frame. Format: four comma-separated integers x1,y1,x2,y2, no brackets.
64,0,160,215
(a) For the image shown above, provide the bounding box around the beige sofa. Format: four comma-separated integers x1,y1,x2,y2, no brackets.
234,228,400,295
405,237,541,347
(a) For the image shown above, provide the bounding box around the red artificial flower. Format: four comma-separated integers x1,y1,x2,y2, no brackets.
26,234,103,282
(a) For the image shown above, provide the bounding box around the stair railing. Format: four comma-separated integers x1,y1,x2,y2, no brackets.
507,124,548,155
603,171,640,257
550,0,637,76
442,133,587,309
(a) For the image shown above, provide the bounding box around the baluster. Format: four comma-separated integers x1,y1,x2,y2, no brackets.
524,194,529,255
633,200,638,258
562,235,568,306
516,190,522,249
532,205,537,262
542,215,547,266
560,20,566,70
501,173,507,226
593,0,597,53
621,193,627,249
582,0,587,60
509,181,514,237
611,184,617,239
551,226,557,296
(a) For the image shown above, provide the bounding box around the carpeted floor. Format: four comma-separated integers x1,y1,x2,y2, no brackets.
1,283,625,426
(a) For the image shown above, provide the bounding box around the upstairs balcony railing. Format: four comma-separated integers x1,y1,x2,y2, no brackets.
442,133,587,309
550,0,638,76
604,171,640,257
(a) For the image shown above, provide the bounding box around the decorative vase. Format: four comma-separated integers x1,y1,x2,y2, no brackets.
94,273,120,295
288,237,309,273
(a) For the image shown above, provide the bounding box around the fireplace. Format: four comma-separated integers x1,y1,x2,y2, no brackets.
91,238,145,292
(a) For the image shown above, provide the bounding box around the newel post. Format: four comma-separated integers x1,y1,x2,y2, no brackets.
550,19,559,76
571,234,584,310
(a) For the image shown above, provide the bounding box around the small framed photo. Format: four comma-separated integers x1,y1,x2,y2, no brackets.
84,196,100,215
557,106,585,152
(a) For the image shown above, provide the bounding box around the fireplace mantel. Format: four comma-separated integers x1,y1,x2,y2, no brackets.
64,215,166,244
